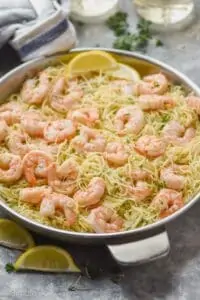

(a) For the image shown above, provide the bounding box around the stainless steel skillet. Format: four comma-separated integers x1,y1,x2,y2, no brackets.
0,48,200,266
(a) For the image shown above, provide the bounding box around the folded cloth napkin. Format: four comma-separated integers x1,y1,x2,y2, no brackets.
0,0,76,61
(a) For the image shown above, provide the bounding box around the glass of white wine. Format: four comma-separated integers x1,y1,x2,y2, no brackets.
134,0,195,31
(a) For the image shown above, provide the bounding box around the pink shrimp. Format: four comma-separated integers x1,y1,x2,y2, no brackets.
87,206,124,233
134,73,169,95
7,132,32,158
22,150,53,186
110,80,135,96
72,126,106,153
40,193,77,226
21,111,46,138
138,95,175,111
128,181,152,201
67,108,99,127
187,96,200,115
160,164,188,191
151,188,184,218
36,140,59,156
0,153,22,183
103,142,128,167
48,160,79,195
114,105,144,136
21,71,50,105
162,120,195,146
131,169,151,181
44,119,76,143
74,177,106,208
128,169,152,201
135,135,167,158
0,102,23,125
50,77,83,112
19,186,52,204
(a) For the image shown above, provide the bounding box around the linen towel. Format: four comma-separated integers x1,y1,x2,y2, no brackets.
0,0,76,61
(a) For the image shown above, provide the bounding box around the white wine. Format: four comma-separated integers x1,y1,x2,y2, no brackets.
134,0,195,31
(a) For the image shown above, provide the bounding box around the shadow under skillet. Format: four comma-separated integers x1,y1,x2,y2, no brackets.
33,231,122,281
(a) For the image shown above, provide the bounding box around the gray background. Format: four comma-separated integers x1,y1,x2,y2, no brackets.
1,0,200,299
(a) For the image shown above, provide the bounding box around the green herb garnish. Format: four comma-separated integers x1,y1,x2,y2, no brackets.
5,263,15,273
107,13,163,52
156,39,164,47
106,12,129,36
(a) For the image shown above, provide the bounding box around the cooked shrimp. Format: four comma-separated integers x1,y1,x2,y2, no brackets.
0,102,23,125
19,186,52,204
162,120,195,145
21,111,46,137
131,169,151,181
138,95,175,111
22,150,53,186
40,193,77,226
72,126,106,153
21,71,50,105
151,188,184,218
135,135,167,158
0,120,8,143
160,164,188,191
0,153,22,183
48,160,79,195
7,132,31,157
68,108,99,127
114,105,144,136
50,77,83,112
87,206,124,233
36,141,59,156
128,181,152,201
103,142,128,167
134,73,169,95
110,80,135,95
74,177,105,208
187,96,200,115
128,169,152,201
44,119,76,143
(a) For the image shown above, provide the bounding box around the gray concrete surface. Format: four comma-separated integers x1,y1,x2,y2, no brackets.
1,1,200,299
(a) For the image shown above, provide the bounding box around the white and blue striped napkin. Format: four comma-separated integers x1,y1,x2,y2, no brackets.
0,0,77,61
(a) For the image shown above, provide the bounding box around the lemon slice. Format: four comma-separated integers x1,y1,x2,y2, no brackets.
0,219,35,250
67,50,117,75
14,246,81,273
106,63,141,81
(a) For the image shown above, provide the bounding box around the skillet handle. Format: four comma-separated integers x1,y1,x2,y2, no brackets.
107,228,170,266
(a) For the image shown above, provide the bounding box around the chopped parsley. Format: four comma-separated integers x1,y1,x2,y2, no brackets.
5,263,15,273
107,12,163,52
106,12,128,36
156,39,164,47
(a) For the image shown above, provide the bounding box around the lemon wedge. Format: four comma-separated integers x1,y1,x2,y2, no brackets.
67,50,117,75
0,219,35,250
106,63,141,81
14,245,81,273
